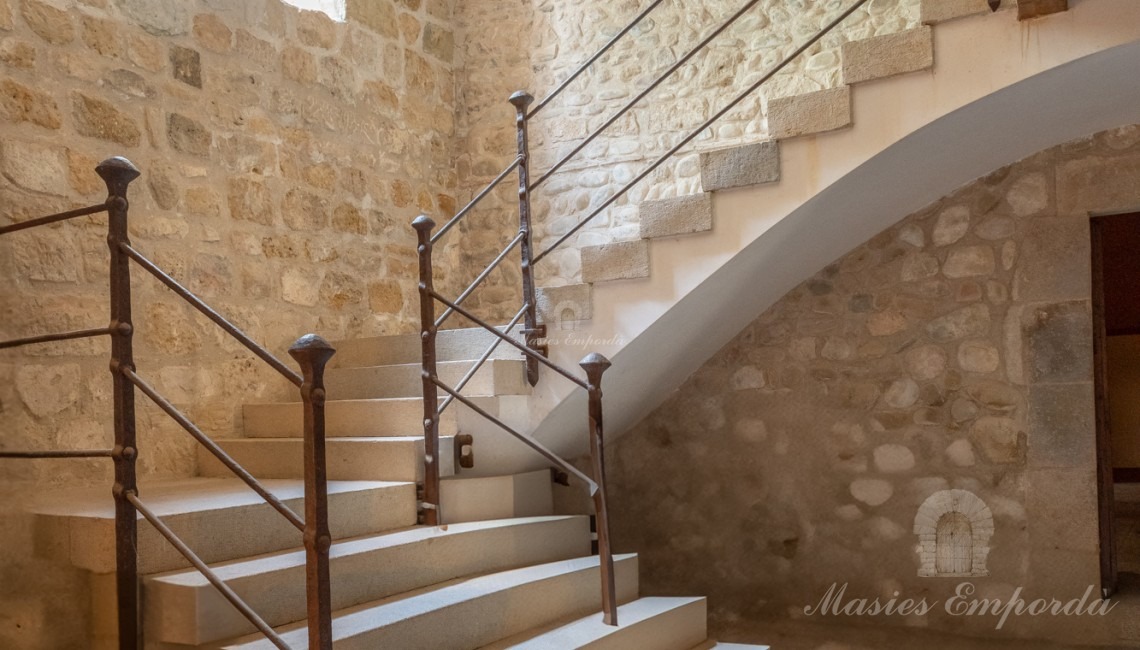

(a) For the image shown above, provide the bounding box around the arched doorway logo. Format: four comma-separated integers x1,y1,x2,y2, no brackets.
914,490,994,578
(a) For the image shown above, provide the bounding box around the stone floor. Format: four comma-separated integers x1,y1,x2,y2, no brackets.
720,620,1135,649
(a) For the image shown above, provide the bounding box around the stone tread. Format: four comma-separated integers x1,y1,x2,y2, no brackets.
243,396,484,438
478,596,707,649
146,516,592,645
330,327,525,369
199,436,456,482
841,27,934,85
325,359,530,401
222,554,640,649
29,478,416,573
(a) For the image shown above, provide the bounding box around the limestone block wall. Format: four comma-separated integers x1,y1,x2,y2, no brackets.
604,125,1140,646
0,1,456,646
451,0,921,321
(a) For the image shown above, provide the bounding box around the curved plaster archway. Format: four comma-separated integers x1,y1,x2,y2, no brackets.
472,1,1140,475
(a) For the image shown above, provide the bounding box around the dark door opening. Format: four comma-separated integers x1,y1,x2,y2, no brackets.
1092,211,1140,597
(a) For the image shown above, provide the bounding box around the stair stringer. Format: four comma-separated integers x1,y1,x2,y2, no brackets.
476,0,1140,475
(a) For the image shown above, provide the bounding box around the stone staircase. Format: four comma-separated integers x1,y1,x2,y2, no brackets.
28,327,765,649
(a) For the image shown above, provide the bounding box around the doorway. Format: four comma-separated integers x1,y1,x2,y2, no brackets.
1092,211,1140,597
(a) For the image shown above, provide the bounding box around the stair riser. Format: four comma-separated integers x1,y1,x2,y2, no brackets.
331,329,525,368
38,483,416,574
146,516,592,645
440,469,554,523
199,438,456,482
225,555,640,650
243,395,530,440
577,600,706,650
243,399,459,438
481,597,707,650
325,360,529,401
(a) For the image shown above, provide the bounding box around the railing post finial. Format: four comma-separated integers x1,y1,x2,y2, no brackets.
289,333,336,650
96,157,141,200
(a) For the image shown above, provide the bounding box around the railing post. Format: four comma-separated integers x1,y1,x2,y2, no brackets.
580,352,617,626
289,334,336,650
510,90,546,387
97,156,141,650
413,215,442,526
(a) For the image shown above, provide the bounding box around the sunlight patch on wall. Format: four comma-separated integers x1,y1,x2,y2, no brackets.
282,0,346,22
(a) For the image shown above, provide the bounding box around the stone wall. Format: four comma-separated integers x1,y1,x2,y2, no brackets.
605,124,1140,646
0,1,456,646
451,0,921,322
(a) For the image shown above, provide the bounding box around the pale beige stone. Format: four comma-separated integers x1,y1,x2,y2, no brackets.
959,340,1001,373
873,444,916,473
906,345,947,380
581,240,649,283
537,284,592,323
639,193,713,240
921,0,999,24
768,87,851,140
16,364,81,417
842,27,933,85
699,142,780,192
943,246,996,278
850,479,893,506
933,206,970,246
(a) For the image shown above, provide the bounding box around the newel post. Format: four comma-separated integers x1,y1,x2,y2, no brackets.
413,215,442,526
289,334,336,650
510,90,547,387
97,156,142,650
581,352,617,626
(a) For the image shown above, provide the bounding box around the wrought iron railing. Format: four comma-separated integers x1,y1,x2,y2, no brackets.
416,0,878,626
0,158,334,650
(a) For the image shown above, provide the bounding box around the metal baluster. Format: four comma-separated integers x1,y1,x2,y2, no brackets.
98,156,141,650
413,216,442,526
581,352,617,626
289,335,336,650
510,91,547,387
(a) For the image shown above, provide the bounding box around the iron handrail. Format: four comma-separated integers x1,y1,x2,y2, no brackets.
533,0,871,264
120,243,304,387
429,290,589,390
0,326,115,350
0,157,334,649
432,377,598,491
437,305,528,416
122,367,306,531
127,493,291,650
435,231,527,329
0,449,114,458
0,202,108,236
527,0,670,119
530,0,767,190
431,155,524,244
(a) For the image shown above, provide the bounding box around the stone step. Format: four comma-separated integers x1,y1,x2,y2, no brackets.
146,515,592,646
920,0,1012,24
699,141,780,193
244,396,460,438
688,638,770,643
768,86,852,141
222,554,641,649
581,240,650,284
330,327,525,369
639,194,713,240
537,283,593,326
30,478,415,574
841,27,934,85
479,596,707,650
325,359,530,401
441,469,554,523
243,395,528,440
199,436,456,482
